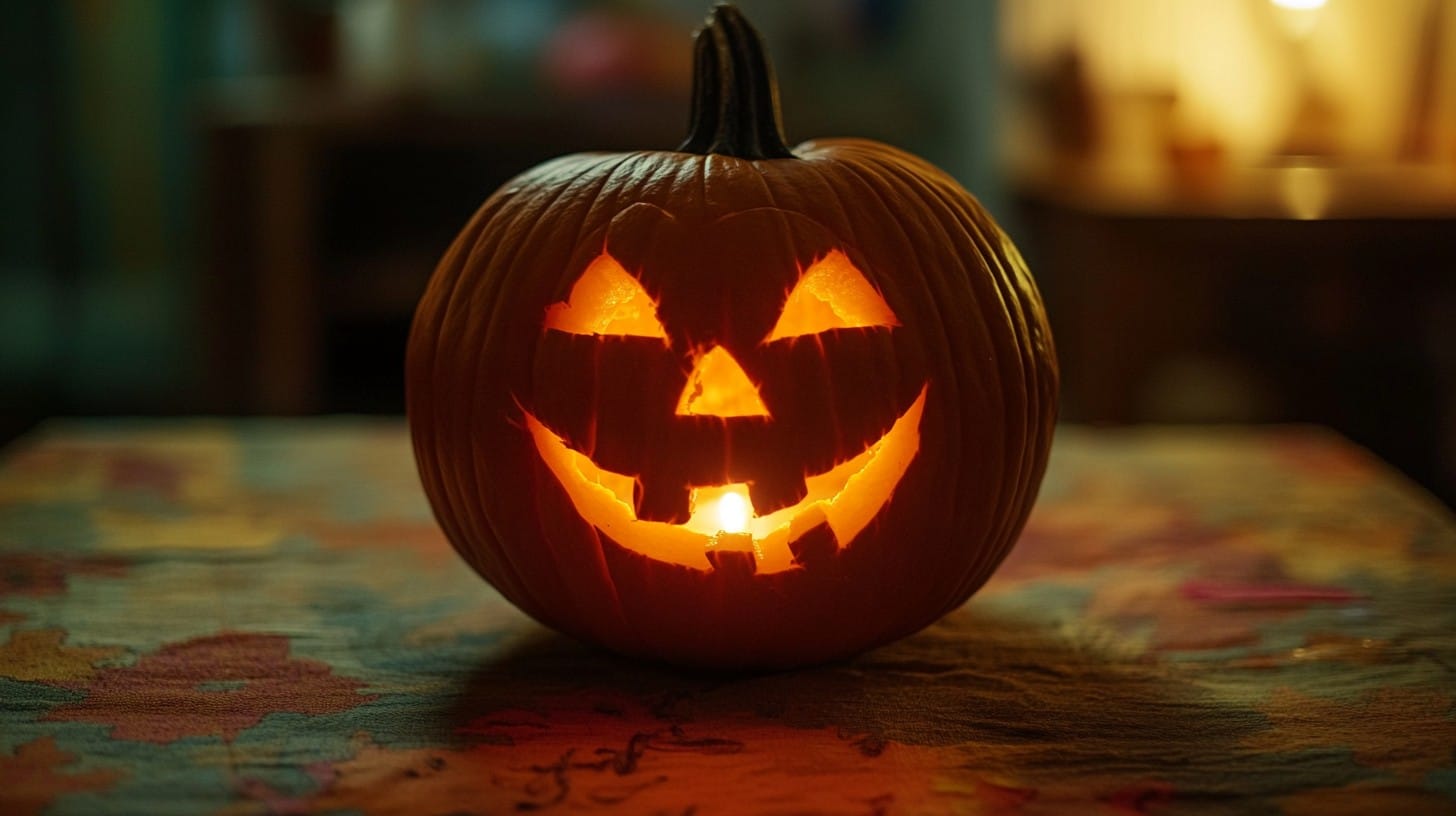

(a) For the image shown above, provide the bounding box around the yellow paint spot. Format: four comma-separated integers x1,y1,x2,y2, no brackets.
94,509,282,552
0,629,124,683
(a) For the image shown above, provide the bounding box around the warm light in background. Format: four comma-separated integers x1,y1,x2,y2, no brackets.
1002,0,1455,165
1278,165,1332,219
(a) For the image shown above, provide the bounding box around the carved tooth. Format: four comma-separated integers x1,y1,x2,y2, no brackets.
705,546,758,577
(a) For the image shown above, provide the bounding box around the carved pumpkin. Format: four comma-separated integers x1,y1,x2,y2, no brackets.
407,6,1057,669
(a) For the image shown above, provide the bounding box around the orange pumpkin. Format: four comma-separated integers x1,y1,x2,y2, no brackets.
407,6,1057,669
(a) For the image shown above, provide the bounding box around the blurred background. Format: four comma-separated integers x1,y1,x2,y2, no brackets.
2,0,1455,504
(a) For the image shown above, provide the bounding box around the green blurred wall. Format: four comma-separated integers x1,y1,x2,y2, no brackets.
2,0,204,419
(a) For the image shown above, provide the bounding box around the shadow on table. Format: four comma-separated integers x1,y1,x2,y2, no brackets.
422,602,1281,811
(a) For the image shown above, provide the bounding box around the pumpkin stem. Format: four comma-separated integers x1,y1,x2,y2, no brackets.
678,4,796,160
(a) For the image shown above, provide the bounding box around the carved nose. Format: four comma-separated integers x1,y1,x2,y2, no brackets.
675,346,770,418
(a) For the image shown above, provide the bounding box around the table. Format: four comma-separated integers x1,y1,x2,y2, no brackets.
2,421,1454,814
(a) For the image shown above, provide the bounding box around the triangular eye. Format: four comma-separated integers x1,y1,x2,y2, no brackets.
544,253,668,340
764,250,899,342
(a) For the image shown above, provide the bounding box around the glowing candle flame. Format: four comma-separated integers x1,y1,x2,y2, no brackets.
715,489,750,534
1270,0,1326,9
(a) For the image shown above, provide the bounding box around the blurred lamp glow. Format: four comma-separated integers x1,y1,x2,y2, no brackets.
1270,0,1327,9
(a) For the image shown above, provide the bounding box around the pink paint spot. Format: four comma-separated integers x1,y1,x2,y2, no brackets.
46,632,375,743
236,777,310,816
105,454,184,499
236,761,337,815
303,761,336,788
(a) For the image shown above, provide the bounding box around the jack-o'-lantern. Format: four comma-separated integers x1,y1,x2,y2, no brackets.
407,5,1057,669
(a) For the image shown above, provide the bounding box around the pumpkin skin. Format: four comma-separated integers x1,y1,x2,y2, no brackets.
407,6,1057,669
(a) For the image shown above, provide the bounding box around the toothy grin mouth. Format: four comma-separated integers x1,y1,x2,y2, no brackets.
523,385,926,573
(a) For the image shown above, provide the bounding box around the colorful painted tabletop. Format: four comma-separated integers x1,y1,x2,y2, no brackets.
1,420,1454,815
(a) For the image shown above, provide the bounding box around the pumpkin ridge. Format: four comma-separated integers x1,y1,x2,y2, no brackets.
871,154,1054,607
786,151,970,645
871,157,1033,604
427,188,567,614
466,153,643,628
769,162,905,509
553,156,724,650
409,200,496,589
829,148,1035,618
873,158,1059,606
529,152,679,643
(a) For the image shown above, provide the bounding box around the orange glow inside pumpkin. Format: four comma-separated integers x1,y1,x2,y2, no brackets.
765,250,899,342
532,245,919,573
712,488,751,533
523,386,926,573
